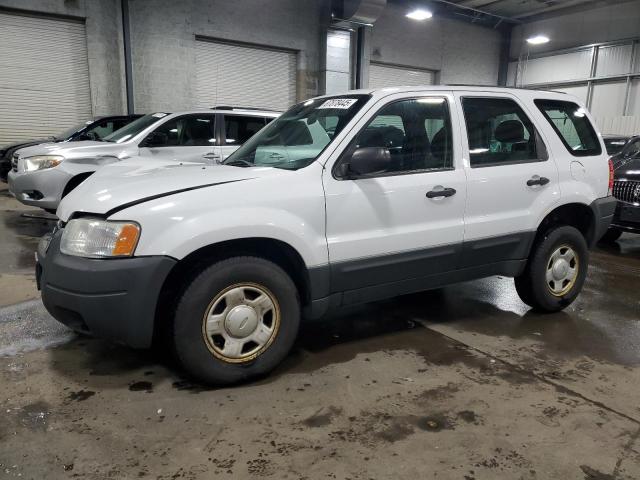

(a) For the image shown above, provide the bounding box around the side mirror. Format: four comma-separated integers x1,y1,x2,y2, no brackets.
342,147,391,178
142,131,168,147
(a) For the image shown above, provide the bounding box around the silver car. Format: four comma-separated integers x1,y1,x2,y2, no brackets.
8,107,279,212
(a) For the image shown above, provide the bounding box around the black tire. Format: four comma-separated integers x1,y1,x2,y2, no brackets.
172,256,300,385
515,226,588,313
599,227,622,244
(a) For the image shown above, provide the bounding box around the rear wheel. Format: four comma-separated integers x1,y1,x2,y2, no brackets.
599,227,622,243
515,226,588,312
172,256,300,385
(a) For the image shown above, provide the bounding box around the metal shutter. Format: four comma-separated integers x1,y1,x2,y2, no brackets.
0,12,91,145
195,39,296,111
369,62,435,89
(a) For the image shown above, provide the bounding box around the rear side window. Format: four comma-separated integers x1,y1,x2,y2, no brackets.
224,115,267,145
462,97,541,167
534,99,601,157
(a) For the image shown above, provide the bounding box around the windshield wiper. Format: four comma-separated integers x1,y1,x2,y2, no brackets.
224,159,254,167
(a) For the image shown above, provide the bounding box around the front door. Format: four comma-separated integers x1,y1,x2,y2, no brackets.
138,114,217,164
323,93,467,302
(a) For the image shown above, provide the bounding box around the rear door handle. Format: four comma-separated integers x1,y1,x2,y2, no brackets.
527,176,550,187
426,187,457,199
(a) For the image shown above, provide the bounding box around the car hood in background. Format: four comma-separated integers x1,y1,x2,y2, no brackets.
15,140,107,158
56,163,286,221
1,138,52,154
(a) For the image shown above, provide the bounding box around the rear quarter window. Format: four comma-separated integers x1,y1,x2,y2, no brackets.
534,99,601,157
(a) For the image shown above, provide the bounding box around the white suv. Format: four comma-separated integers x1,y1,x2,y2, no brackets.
8,107,279,212
36,87,615,385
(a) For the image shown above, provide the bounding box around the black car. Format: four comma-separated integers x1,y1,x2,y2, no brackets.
0,115,142,182
601,134,640,242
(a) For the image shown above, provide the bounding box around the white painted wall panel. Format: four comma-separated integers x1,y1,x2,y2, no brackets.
590,81,628,119
195,40,296,111
550,85,589,104
0,12,91,144
596,44,633,77
369,63,435,89
519,50,592,85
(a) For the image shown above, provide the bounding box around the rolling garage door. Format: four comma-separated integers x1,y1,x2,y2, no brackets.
0,11,91,144
369,62,435,89
195,39,296,111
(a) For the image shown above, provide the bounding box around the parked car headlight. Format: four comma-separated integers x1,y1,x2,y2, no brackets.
24,155,64,171
60,218,140,258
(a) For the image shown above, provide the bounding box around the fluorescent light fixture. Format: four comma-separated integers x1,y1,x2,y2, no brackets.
406,8,433,20
526,35,550,45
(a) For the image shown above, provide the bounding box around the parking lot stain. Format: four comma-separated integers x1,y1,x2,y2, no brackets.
302,406,342,428
418,413,456,432
129,381,153,392
66,389,96,402
18,401,51,432
580,465,617,480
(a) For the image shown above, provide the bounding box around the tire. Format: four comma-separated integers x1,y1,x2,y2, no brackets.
599,227,622,244
172,256,300,385
515,226,588,313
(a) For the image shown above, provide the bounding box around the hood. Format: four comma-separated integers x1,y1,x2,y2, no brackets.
15,140,107,158
57,162,284,221
613,155,640,181
1,138,51,153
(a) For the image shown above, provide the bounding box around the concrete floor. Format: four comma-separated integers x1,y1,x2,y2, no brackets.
0,186,639,480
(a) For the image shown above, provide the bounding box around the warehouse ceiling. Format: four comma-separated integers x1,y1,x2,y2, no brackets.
442,0,630,21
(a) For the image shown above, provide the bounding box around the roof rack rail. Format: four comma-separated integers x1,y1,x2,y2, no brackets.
211,106,275,112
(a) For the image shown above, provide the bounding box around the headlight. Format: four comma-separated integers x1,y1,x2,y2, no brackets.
60,218,141,258
24,155,64,171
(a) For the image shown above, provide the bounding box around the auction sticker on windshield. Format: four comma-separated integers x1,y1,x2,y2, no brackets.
318,99,358,109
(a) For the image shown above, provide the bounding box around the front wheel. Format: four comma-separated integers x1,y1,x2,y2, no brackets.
173,256,300,385
515,226,588,312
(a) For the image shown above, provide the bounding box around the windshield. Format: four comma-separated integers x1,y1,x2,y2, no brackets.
604,137,629,156
57,121,92,140
223,95,370,170
103,113,169,143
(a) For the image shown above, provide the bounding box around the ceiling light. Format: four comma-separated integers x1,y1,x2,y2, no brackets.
406,9,433,20
526,35,550,45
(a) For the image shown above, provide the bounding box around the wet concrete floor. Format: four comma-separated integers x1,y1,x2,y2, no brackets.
0,186,639,479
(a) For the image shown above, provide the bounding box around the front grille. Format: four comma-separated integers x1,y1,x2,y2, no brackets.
11,153,18,172
613,180,640,204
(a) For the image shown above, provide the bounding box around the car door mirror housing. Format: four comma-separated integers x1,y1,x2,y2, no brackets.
141,131,168,147
340,147,391,178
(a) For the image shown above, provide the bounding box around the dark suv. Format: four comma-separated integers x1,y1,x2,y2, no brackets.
0,115,142,182
601,134,640,242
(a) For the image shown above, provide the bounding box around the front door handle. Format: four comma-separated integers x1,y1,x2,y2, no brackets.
527,176,550,187
426,187,457,199
202,153,221,163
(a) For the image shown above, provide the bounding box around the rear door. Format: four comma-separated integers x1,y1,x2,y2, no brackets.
219,114,268,161
138,114,217,164
455,92,560,268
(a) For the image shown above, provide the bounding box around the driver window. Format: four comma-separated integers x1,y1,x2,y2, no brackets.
146,115,216,147
348,97,453,174
87,121,115,140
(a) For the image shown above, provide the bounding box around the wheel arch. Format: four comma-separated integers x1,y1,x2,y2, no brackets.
153,237,313,345
534,202,596,248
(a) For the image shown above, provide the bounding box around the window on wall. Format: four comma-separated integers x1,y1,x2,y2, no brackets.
224,115,267,145
147,115,216,147
343,97,453,175
462,97,541,167
534,99,601,156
